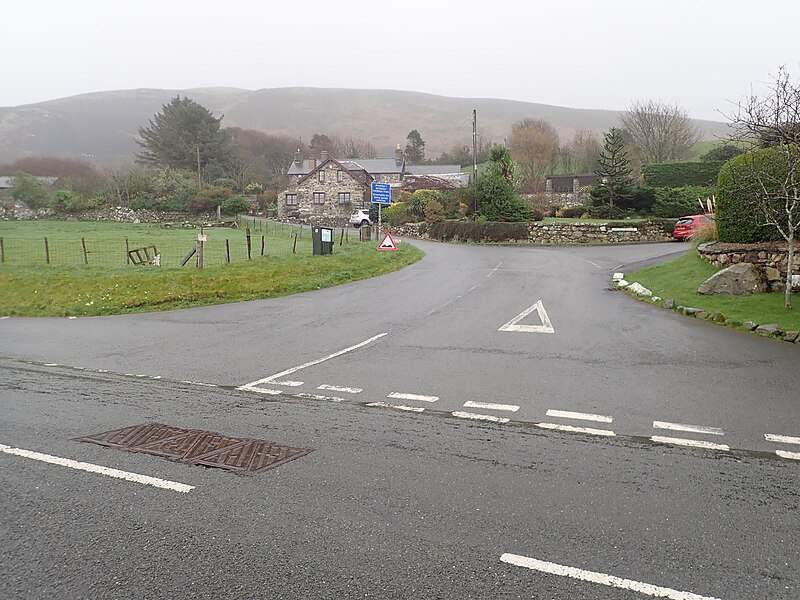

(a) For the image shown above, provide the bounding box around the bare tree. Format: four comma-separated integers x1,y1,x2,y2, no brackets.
619,100,701,163
726,66,800,309
563,129,602,173
340,137,377,159
508,118,560,185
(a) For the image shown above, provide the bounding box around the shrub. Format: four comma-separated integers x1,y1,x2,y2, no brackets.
10,173,50,209
424,220,530,242
586,205,638,219
651,186,715,218
559,206,586,218
189,186,233,213
49,189,96,214
716,148,785,243
383,202,416,225
641,161,724,187
409,189,443,219
220,196,251,216
689,220,717,246
424,199,445,223
212,177,238,191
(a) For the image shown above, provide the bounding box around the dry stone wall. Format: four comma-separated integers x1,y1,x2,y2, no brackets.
697,242,800,291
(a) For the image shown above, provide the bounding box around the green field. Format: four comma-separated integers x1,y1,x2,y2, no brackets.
625,251,800,332
0,220,423,316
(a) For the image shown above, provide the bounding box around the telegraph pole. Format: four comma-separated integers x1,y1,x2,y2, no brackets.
472,109,479,215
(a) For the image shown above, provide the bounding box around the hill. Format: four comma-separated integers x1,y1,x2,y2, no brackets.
0,87,731,167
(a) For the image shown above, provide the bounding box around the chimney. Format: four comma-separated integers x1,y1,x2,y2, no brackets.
321,150,329,162
395,145,403,167
293,149,302,167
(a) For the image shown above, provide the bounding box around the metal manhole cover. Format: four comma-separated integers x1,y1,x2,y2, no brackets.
75,422,313,475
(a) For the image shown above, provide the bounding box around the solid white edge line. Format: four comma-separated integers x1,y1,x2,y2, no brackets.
546,409,613,423
776,450,800,461
387,392,439,403
463,401,520,412
294,393,345,402
537,422,616,437
366,402,425,413
181,380,218,388
236,386,282,395
500,553,721,600
318,384,363,394
452,411,510,424
650,436,730,451
653,421,724,436
0,445,194,493
274,380,304,387
242,332,388,388
765,433,800,445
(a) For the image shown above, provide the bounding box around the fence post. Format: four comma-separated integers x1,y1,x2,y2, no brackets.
246,228,252,260
125,237,131,264
196,238,204,268
261,235,265,256
81,238,89,264
293,233,298,254
225,239,230,263
0,237,4,263
340,228,344,246
44,237,50,264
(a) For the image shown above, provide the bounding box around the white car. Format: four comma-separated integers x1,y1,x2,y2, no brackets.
348,209,372,228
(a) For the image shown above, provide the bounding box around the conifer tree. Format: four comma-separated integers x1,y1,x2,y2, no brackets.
594,128,633,208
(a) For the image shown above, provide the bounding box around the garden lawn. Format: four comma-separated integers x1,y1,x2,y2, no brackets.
625,251,800,332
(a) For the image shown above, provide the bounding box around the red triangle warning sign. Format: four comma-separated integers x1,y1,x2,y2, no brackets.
377,232,398,251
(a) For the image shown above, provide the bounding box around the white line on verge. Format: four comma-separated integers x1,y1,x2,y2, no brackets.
181,380,218,388
366,402,425,413
650,436,730,451
500,553,721,600
537,422,616,437
452,411,510,424
776,450,800,461
0,444,194,493
765,433,800,445
236,386,282,395
463,401,519,412
274,380,304,387
318,384,363,394
653,421,724,436
388,392,439,403
546,409,613,423
240,332,388,389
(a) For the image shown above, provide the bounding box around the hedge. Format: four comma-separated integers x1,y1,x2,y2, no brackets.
422,221,530,242
641,161,725,187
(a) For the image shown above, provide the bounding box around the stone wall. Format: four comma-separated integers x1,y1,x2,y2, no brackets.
1,202,217,224
697,241,800,291
390,221,673,245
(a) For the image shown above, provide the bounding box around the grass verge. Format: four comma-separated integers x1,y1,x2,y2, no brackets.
624,251,800,333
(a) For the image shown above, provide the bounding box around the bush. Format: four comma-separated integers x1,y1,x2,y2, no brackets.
589,184,657,214
383,202,416,225
641,161,724,187
424,220,530,242
716,148,785,243
220,196,251,216
424,199,445,223
49,189,99,214
586,205,638,219
651,186,715,218
189,186,233,213
10,173,50,209
409,189,443,219
558,206,586,218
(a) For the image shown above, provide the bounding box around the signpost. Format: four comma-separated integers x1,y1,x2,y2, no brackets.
370,181,391,237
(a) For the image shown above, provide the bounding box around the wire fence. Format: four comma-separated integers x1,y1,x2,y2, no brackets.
0,219,360,268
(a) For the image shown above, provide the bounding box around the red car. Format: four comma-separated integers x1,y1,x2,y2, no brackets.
673,214,714,240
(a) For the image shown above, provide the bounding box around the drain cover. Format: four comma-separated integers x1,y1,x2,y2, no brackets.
75,423,313,475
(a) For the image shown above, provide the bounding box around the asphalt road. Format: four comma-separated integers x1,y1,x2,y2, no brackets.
2,239,799,599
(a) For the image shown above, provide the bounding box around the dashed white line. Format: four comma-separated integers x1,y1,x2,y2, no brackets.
294,393,345,402
537,422,616,437
463,401,519,412
650,436,730,451
452,411,510,424
546,409,613,423
366,402,425,413
181,380,218,388
43,363,59,367
318,384,363,394
387,392,439,403
0,444,194,494
274,380,304,387
776,450,800,461
237,386,282,395
500,553,721,600
487,261,504,278
653,421,724,436
765,433,800,445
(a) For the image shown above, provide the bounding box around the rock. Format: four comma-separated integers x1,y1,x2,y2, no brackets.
756,324,782,336
793,274,800,290
743,321,758,331
711,311,726,322
783,331,799,343
695,311,709,319
663,299,675,309
617,280,630,288
682,307,703,316
628,282,652,297
697,263,767,296
765,266,781,281
652,296,661,302
612,272,624,280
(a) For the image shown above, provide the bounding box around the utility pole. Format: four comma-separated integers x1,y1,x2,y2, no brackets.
472,109,479,216
196,145,202,190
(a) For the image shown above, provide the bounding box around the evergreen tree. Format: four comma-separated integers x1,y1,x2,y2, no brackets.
475,145,533,222
136,96,232,174
594,128,633,208
404,130,426,164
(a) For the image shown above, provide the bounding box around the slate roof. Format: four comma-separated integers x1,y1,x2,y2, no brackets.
405,164,463,176
546,173,600,192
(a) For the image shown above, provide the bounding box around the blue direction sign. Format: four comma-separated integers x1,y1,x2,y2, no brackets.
370,181,391,205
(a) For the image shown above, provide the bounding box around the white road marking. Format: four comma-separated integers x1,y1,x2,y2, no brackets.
765,433,800,445
236,386,282,395
43,363,59,366
452,411,510,424
653,421,724,436
487,261,504,278
366,402,425,413
650,436,730,451
546,409,613,423
318,384,363,394
181,380,218,388
776,450,800,461
0,444,194,494
498,300,554,333
500,553,721,600
241,332,388,389
0,316,9,319
537,422,616,437
387,392,439,403
463,401,519,412
294,393,345,402
274,380,304,387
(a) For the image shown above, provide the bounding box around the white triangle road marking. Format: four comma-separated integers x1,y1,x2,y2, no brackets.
498,300,554,333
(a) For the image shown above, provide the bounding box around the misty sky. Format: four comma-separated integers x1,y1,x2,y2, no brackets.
3,0,798,121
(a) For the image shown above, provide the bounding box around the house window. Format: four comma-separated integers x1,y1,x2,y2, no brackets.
318,170,325,183
313,192,325,204
337,170,344,182
285,193,298,205
338,192,350,204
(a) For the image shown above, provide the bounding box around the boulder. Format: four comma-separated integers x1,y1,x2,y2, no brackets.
628,282,653,297
697,263,767,296
743,321,758,331
756,324,782,336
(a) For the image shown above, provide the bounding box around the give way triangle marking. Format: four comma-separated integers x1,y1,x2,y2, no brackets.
377,232,398,251
498,300,554,333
